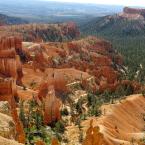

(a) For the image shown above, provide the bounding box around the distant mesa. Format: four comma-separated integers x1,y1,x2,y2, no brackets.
119,7,145,20
123,7,145,15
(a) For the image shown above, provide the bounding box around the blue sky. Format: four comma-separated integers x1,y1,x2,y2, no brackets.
39,0,145,6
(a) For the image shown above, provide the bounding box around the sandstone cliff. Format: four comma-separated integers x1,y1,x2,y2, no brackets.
0,36,25,143
123,7,145,16
119,7,145,20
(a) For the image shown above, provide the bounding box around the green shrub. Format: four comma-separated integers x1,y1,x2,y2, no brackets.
61,108,69,116
19,98,51,145
54,120,65,134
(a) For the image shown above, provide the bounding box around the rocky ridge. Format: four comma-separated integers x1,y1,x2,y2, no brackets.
119,7,145,20
0,22,80,42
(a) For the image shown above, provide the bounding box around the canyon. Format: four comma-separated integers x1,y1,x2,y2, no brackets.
0,6,144,145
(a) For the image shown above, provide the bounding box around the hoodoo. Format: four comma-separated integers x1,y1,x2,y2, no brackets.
0,36,25,143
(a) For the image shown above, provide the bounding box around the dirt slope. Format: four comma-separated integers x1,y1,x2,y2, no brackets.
83,94,145,145
0,136,23,145
65,95,145,145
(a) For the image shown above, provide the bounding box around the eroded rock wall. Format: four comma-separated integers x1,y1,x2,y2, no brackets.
0,36,25,143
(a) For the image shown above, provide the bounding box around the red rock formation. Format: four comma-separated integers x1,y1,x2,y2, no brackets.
35,140,46,145
0,79,17,97
123,7,145,15
99,79,141,93
61,22,80,38
38,83,61,125
23,36,123,92
83,120,108,145
0,37,23,84
0,22,80,42
37,70,73,124
66,37,121,92
0,49,16,58
51,138,60,145
119,7,145,20
0,36,25,143
0,37,22,51
91,56,112,66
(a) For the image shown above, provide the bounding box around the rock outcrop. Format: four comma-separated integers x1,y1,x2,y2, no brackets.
20,36,126,125
83,120,108,145
38,84,61,125
37,72,68,124
0,36,25,143
51,138,60,145
0,36,23,85
123,7,145,16
119,7,145,20
23,36,123,92
12,27,144,145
